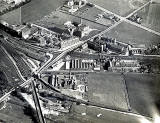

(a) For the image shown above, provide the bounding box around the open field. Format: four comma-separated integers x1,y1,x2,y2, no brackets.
85,72,160,118
0,0,30,16
35,11,107,31
45,72,160,123
0,8,21,25
35,11,107,40
133,3,160,33
104,21,160,47
125,73,160,117
0,71,8,97
60,4,115,26
0,0,66,24
87,72,128,110
88,0,150,17
21,0,66,23
0,47,22,90
47,103,144,123
0,95,34,123
72,5,102,21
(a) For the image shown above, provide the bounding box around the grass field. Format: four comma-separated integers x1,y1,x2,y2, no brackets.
35,11,107,30
0,95,34,123
63,103,140,123
50,103,141,123
0,8,21,25
21,0,66,23
35,11,107,41
87,72,128,110
134,3,160,33
67,5,114,26
0,0,66,24
124,73,160,117
88,0,149,17
104,21,160,47
87,72,160,117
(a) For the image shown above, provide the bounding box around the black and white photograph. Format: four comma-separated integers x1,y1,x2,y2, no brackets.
0,0,160,123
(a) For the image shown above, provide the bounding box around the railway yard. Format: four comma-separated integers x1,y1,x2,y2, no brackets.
0,0,160,123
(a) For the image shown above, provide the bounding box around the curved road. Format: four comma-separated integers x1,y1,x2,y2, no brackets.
0,46,33,103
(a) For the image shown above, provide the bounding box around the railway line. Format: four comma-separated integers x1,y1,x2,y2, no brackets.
0,1,159,122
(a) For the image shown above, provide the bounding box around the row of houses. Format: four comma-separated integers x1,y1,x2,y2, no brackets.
108,58,141,73
88,36,146,56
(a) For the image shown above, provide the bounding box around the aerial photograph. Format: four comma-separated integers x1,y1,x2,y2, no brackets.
0,0,160,123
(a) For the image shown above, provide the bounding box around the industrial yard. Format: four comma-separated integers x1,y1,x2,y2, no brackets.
0,0,160,123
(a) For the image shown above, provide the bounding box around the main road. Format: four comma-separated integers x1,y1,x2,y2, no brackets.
0,35,88,103
0,19,109,103
92,0,160,37
1,11,160,102
0,16,158,123
0,36,155,123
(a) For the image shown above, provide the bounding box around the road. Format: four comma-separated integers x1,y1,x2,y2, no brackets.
1,1,159,121
59,0,160,39
1,15,159,103
70,51,160,60
0,46,33,103
1,32,151,122
0,37,86,103
0,32,154,123
0,46,55,103
93,0,160,37
42,70,93,74
125,1,152,18
35,40,90,73
0,30,82,103
1,46,26,82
